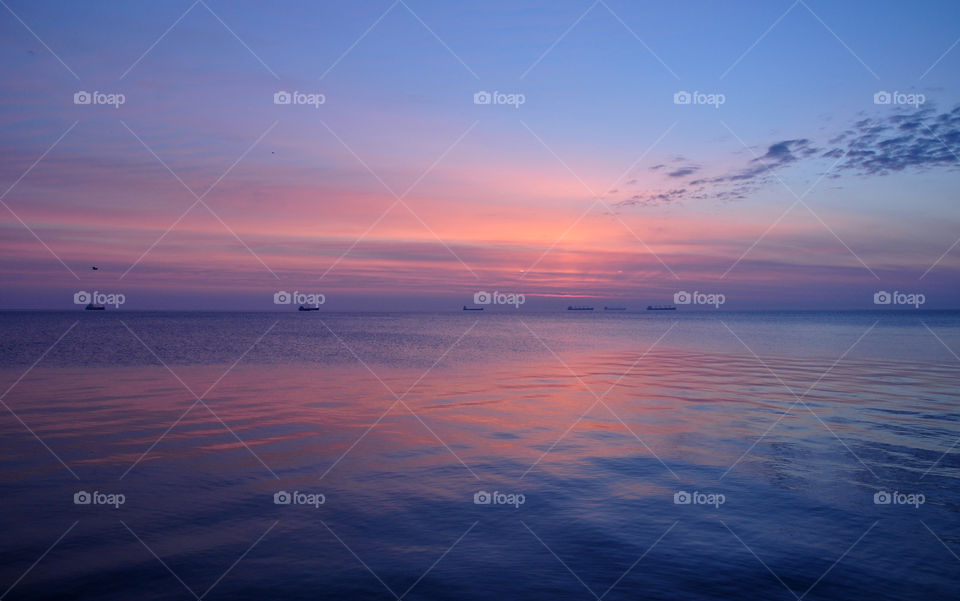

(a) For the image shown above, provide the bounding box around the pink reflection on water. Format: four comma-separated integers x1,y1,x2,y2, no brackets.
1,350,958,484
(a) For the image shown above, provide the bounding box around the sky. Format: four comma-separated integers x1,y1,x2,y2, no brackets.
0,0,959,310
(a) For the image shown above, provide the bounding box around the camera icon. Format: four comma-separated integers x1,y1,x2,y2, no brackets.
74,290,91,304
673,91,691,105
474,291,491,304
74,91,91,105
74,490,92,504
673,491,691,504
873,91,892,105
673,291,691,304
473,91,491,105
274,290,292,304
873,290,891,305
274,90,292,105
274,491,292,504
474,490,492,504
873,491,891,505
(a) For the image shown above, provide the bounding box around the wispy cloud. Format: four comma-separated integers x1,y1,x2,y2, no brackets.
618,104,960,208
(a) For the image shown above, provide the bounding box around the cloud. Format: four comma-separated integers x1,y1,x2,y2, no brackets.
620,104,959,207
615,188,687,207
667,166,699,178
822,105,960,174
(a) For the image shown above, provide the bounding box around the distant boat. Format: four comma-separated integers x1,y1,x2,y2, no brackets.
604,306,626,311
646,305,676,311
463,305,483,311
298,305,319,311
567,306,594,311
84,303,105,311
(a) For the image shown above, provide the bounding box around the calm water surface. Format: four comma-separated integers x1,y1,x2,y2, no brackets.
1,311,958,600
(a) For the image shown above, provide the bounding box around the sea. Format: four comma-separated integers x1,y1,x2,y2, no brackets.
0,310,958,600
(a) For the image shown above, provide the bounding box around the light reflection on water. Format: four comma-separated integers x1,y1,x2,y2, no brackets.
0,312,959,600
